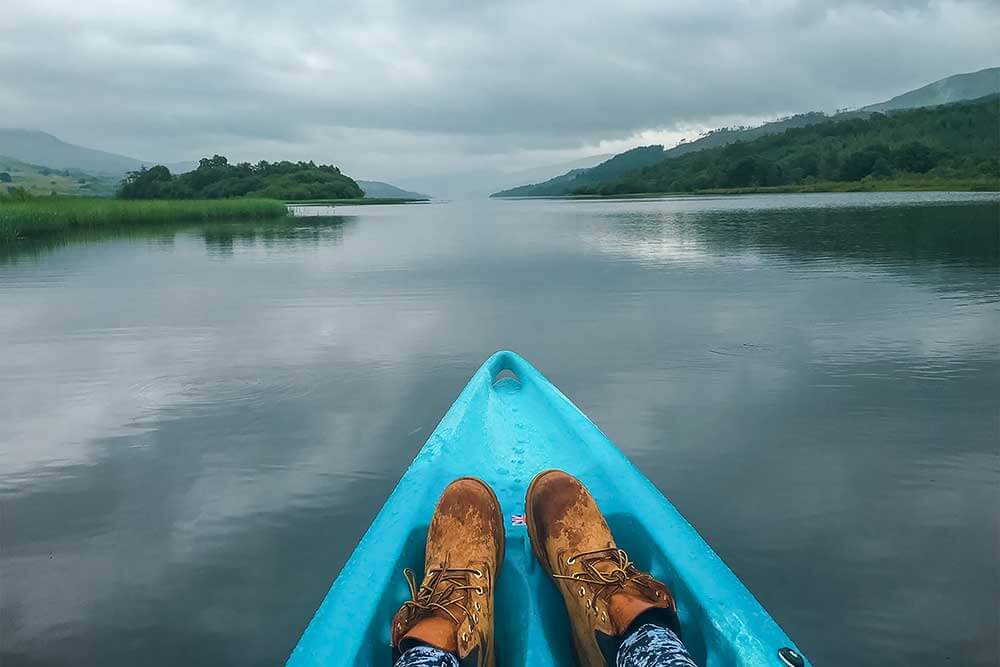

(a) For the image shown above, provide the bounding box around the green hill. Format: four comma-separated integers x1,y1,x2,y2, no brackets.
493,67,999,198
118,155,364,200
0,129,194,175
492,113,841,197
572,96,999,195
0,155,119,196
862,67,999,113
493,146,668,197
357,180,430,200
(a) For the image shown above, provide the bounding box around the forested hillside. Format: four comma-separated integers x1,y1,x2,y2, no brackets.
493,146,668,197
573,96,999,195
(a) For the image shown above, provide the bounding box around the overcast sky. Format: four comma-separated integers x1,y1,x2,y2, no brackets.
2,0,998,187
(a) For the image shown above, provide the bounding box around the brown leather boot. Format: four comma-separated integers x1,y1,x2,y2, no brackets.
391,477,504,666
526,470,680,666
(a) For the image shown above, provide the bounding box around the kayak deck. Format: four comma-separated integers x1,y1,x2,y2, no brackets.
287,351,810,666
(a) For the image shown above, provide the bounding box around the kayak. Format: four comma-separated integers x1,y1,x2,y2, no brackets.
287,351,810,666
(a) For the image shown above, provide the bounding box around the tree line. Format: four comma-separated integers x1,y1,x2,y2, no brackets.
118,155,364,200
573,96,999,195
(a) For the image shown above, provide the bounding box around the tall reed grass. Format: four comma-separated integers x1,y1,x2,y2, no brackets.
0,198,289,241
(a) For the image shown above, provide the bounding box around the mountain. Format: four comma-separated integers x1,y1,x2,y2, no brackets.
493,66,999,197
0,155,120,196
356,180,429,200
572,95,999,195
399,153,613,199
494,146,670,197
492,113,831,197
0,129,195,175
861,67,1000,113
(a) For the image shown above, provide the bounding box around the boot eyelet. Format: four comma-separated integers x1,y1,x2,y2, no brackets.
566,557,575,565
578,586,586,597
461,632,468,643
474,601,481,611
473,569,483,578
655,590,662,598
601,611,608,621
476,586,484,595
473,613,480,623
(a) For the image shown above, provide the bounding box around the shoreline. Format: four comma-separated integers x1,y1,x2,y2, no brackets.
492,178,999,199
285,197,430,206
0,198,289,242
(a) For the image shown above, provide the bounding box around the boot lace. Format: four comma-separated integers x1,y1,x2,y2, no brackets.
552,546,662,612
401,560,484,629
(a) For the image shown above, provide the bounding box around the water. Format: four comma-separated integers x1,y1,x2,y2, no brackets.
1,193,998,666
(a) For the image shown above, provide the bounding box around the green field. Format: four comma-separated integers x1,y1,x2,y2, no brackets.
0,197,289,241
0,156,120,197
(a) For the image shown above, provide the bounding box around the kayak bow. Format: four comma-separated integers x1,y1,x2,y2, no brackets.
288,351,810,666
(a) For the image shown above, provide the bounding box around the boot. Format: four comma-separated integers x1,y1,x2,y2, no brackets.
526,470,680,666
391,477,504,666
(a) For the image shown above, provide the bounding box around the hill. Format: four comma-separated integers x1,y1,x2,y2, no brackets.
493,67,998,197
572,96,999,195
357,180,429,200
0,129,195,175
862,67,1000,113
494,146,669,197
118,155,364,200
492,113,839,197
0,155,119,197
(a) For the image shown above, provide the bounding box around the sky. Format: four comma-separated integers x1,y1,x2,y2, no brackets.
1,0,998,192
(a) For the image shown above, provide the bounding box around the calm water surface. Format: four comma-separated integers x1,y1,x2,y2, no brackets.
1,193,998,666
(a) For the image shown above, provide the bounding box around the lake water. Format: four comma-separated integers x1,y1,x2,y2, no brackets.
1,193,998,666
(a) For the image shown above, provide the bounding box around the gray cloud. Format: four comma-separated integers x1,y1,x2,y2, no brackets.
1,0,997,183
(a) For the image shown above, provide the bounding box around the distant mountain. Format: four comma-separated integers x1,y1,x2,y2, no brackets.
0,154,120,196
493,66,999,197
494,146,670,197
497,153,613,189
0,129,195,175
862,67,999,113
399,153,613,199
356,180,429,200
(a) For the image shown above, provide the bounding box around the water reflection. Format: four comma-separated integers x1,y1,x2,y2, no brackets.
1,194,997,667
0,216,356,265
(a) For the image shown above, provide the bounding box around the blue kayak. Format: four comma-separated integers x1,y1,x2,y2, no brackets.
288,351,810,666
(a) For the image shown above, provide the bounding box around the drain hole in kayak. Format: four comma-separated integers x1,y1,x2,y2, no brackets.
493,368,521,389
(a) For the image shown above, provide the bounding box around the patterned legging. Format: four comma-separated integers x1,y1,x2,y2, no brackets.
394,623,696,667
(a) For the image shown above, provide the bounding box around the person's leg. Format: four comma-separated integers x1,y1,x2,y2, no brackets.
525,469,697,667
393,643,459,667
616,622,696,667
388,477,504,667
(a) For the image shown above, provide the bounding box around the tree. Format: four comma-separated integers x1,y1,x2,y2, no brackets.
0,172,11,183
117,155,364,200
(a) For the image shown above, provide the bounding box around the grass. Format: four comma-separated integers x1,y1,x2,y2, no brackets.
690,176,1000,195
285,197,429,205
0,197,289,241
